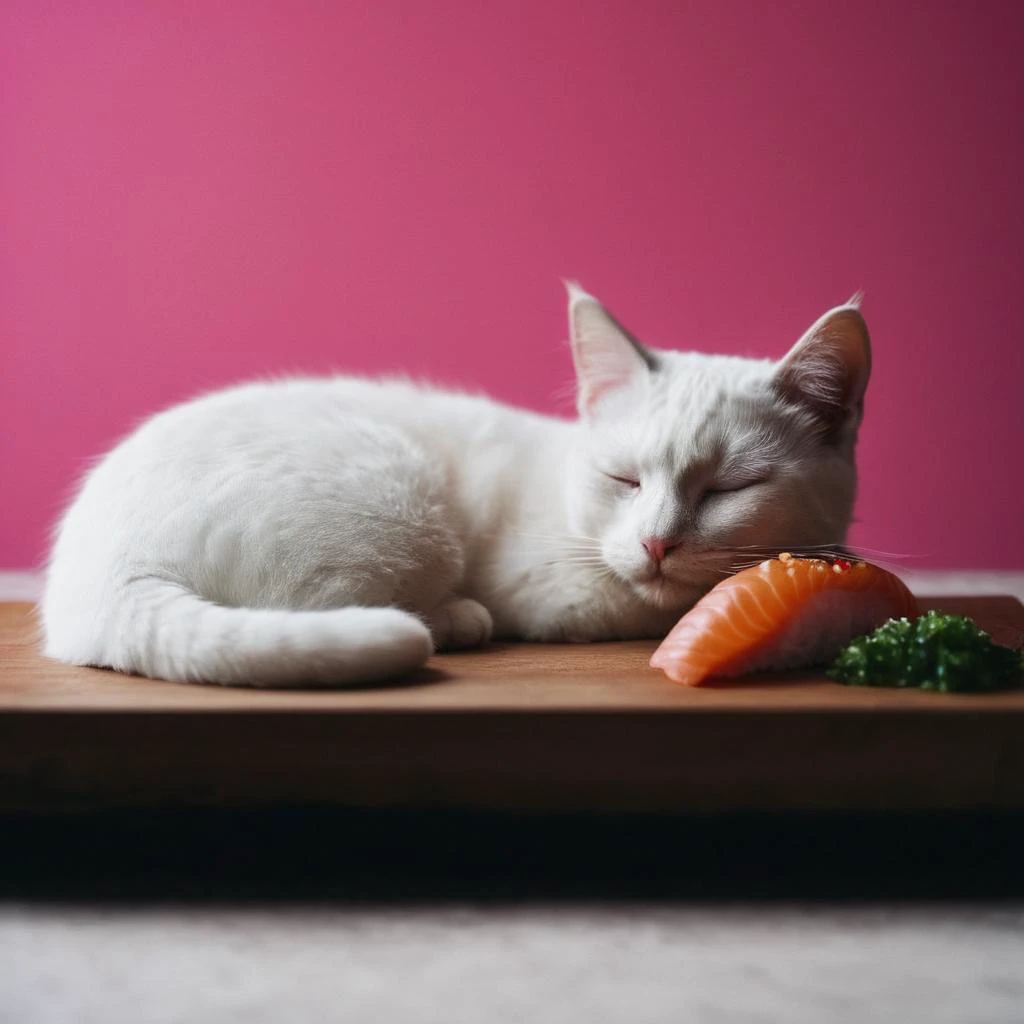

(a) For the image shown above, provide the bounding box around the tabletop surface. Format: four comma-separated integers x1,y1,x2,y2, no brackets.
2,597,1023,712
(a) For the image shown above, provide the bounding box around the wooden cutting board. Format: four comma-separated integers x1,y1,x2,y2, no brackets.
2,597,1022,814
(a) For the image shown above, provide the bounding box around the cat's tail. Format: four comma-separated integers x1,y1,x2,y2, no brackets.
45,578,434,688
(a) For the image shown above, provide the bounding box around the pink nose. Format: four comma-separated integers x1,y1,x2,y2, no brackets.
642,537,678,563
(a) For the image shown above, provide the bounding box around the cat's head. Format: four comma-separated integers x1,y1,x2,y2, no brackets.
564,283,871,609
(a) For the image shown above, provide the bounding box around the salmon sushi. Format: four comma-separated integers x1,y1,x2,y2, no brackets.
650,553,918,686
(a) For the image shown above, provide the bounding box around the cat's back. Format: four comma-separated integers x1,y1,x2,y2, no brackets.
117,375,426,450
108,374,535,455
50,374,543,558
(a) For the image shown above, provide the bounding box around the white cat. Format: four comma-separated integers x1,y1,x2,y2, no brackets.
41,284,871,687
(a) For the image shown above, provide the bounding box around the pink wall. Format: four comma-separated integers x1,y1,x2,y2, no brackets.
2,1,1022,570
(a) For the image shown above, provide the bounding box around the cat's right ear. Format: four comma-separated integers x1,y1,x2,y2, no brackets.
566,282,656,418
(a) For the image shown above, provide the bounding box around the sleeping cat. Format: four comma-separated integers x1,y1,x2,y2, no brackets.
41,284,871,687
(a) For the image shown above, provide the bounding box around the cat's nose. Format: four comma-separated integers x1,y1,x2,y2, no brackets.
641,537,678,564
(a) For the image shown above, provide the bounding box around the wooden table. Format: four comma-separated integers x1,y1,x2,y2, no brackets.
2,597,1023,814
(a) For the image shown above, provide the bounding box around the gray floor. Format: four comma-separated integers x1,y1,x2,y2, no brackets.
3,902,1024,1024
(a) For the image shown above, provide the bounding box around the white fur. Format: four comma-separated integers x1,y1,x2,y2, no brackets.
42,287,870,687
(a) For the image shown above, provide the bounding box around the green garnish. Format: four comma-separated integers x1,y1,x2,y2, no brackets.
828,610,1024,693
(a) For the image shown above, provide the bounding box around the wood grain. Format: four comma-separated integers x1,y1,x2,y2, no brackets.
2,597,1023,813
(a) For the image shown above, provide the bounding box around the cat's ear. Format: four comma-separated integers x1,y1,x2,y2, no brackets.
566,282,656,418
773,299,871,435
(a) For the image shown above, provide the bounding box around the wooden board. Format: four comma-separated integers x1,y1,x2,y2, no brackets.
2,597,1023,813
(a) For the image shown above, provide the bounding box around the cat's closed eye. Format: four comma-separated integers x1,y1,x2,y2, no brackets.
604,472,641,490
703,476,769,499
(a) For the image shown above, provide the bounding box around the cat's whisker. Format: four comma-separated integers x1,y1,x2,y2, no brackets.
541,558,610,569
505,546,604,562
711,541,926,562
844,546,928,561
507,545,606,560
523,542,604,553
509,530,604,547
716,547,926,580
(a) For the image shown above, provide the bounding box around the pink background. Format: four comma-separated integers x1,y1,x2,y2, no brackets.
2,1,1022,570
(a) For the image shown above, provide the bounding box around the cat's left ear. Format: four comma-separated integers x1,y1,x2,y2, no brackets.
566,282,657,418
773,299,871,435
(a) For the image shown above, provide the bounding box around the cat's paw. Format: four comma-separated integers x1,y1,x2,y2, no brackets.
426,598,493,651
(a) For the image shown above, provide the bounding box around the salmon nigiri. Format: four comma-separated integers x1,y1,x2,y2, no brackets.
650,553,918,686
